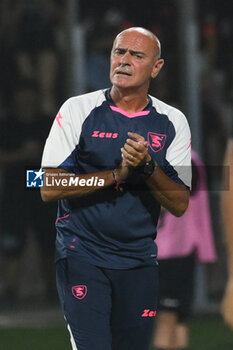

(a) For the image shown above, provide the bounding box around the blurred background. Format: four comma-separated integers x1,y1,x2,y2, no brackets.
0,0,232,348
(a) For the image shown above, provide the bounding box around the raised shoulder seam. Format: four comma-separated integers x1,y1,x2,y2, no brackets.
65,89,107,110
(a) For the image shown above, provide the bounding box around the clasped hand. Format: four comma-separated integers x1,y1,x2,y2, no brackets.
116,132,151,182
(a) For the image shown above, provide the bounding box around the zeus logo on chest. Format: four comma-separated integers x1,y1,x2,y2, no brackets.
91,131,118,138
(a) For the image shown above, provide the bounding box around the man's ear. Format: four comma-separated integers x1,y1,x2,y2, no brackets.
151,59,164,79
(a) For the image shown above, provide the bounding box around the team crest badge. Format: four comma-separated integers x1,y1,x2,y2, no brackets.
147,132,167,152
72,285,88,300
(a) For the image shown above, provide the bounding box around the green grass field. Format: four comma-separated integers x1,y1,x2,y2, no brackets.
188,316,233,350
0,316,233,350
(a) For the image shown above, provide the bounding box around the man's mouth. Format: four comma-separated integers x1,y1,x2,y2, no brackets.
116,71,132,76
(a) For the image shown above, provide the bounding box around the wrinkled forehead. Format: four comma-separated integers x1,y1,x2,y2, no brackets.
113,30,159,57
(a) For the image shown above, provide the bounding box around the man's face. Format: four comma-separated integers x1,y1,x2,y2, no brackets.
110,30,163,91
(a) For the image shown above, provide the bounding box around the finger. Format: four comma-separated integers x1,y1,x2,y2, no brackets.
123,143,138,157
126,138,147,152
121,148,136,166
121,156,128,168
123,141,149,163
124,145,146,163
125,141,149,163
121,147,135,160
137,140,148,148
128,132,145,143
121,147,144,167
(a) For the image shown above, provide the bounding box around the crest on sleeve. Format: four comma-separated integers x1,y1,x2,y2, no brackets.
147,132,167,152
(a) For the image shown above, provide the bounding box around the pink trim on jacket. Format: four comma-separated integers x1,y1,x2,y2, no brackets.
110,105,150,118
55,214,70,224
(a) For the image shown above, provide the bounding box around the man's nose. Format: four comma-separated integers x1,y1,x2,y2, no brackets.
120,51,131,65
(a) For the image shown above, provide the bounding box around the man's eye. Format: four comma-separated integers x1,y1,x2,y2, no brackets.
115,50,124,55
136,55,143,59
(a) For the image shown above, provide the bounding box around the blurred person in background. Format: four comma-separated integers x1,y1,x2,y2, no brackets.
153,150,216,350
221,126,233,330
0,0,64,117
0,81,57,304
0,0,21,106
16,0,64,116
0,0,65,304
85,7,131,92
81,2,129,92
